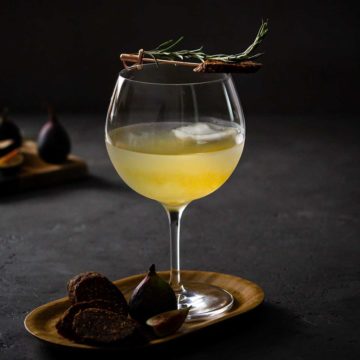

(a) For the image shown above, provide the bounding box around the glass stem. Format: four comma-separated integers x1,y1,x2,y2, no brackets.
164,205,186,293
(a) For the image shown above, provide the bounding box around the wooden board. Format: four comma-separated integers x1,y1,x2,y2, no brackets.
24,270,264,349
0,140,88,195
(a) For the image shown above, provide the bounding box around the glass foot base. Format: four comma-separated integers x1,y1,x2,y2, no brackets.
177,282,234,321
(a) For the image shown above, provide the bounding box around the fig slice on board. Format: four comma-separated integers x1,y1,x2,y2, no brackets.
146,307,190,337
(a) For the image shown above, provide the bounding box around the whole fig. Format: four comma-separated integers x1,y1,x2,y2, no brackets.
129,264,177,323
37,107,70,164
0,109,22,157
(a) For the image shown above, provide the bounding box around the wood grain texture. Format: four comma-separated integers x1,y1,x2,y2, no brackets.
0,140,88,195
24,270,264,349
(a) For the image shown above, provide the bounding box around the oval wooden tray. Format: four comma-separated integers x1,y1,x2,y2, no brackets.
24,270,264,349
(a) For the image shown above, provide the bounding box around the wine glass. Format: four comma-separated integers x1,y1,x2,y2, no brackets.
105,64,245,320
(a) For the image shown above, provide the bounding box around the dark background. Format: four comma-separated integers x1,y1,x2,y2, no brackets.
1,2,360,360
1,0,359,115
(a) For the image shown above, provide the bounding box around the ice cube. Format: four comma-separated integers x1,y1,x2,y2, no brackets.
172,123,238,142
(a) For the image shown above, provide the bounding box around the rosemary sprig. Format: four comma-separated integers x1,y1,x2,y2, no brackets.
144,20,268,64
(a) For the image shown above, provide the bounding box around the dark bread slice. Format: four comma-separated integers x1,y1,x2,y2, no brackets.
67,272,128,314
72,308,136,344
56,299,127,340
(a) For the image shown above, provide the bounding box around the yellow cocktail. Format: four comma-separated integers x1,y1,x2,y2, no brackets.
106,121,244,207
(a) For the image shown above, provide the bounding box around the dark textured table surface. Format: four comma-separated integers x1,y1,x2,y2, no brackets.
1,115,359,360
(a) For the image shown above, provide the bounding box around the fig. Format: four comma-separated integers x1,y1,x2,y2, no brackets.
0,149,24,176
146,307,190,337
0,109,22,157
129,264,177,323
37,107,71,164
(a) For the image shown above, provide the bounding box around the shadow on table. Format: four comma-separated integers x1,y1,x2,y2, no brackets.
0,174,130,203
37,302,307,359
76,174,131,193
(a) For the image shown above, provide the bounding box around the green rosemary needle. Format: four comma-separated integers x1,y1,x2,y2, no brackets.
143,20,269,64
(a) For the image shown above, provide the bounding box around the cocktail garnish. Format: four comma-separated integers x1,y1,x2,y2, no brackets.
120,20,268,73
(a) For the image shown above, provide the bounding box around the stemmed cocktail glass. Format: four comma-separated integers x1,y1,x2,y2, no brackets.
106,64,245,320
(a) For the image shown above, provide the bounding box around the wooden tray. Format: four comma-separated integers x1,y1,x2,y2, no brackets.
0,140,88,195
24,270,264,349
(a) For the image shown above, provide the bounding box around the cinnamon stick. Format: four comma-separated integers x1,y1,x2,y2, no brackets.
193,60,262,73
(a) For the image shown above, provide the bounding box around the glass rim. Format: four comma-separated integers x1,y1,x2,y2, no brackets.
118,63,231,87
